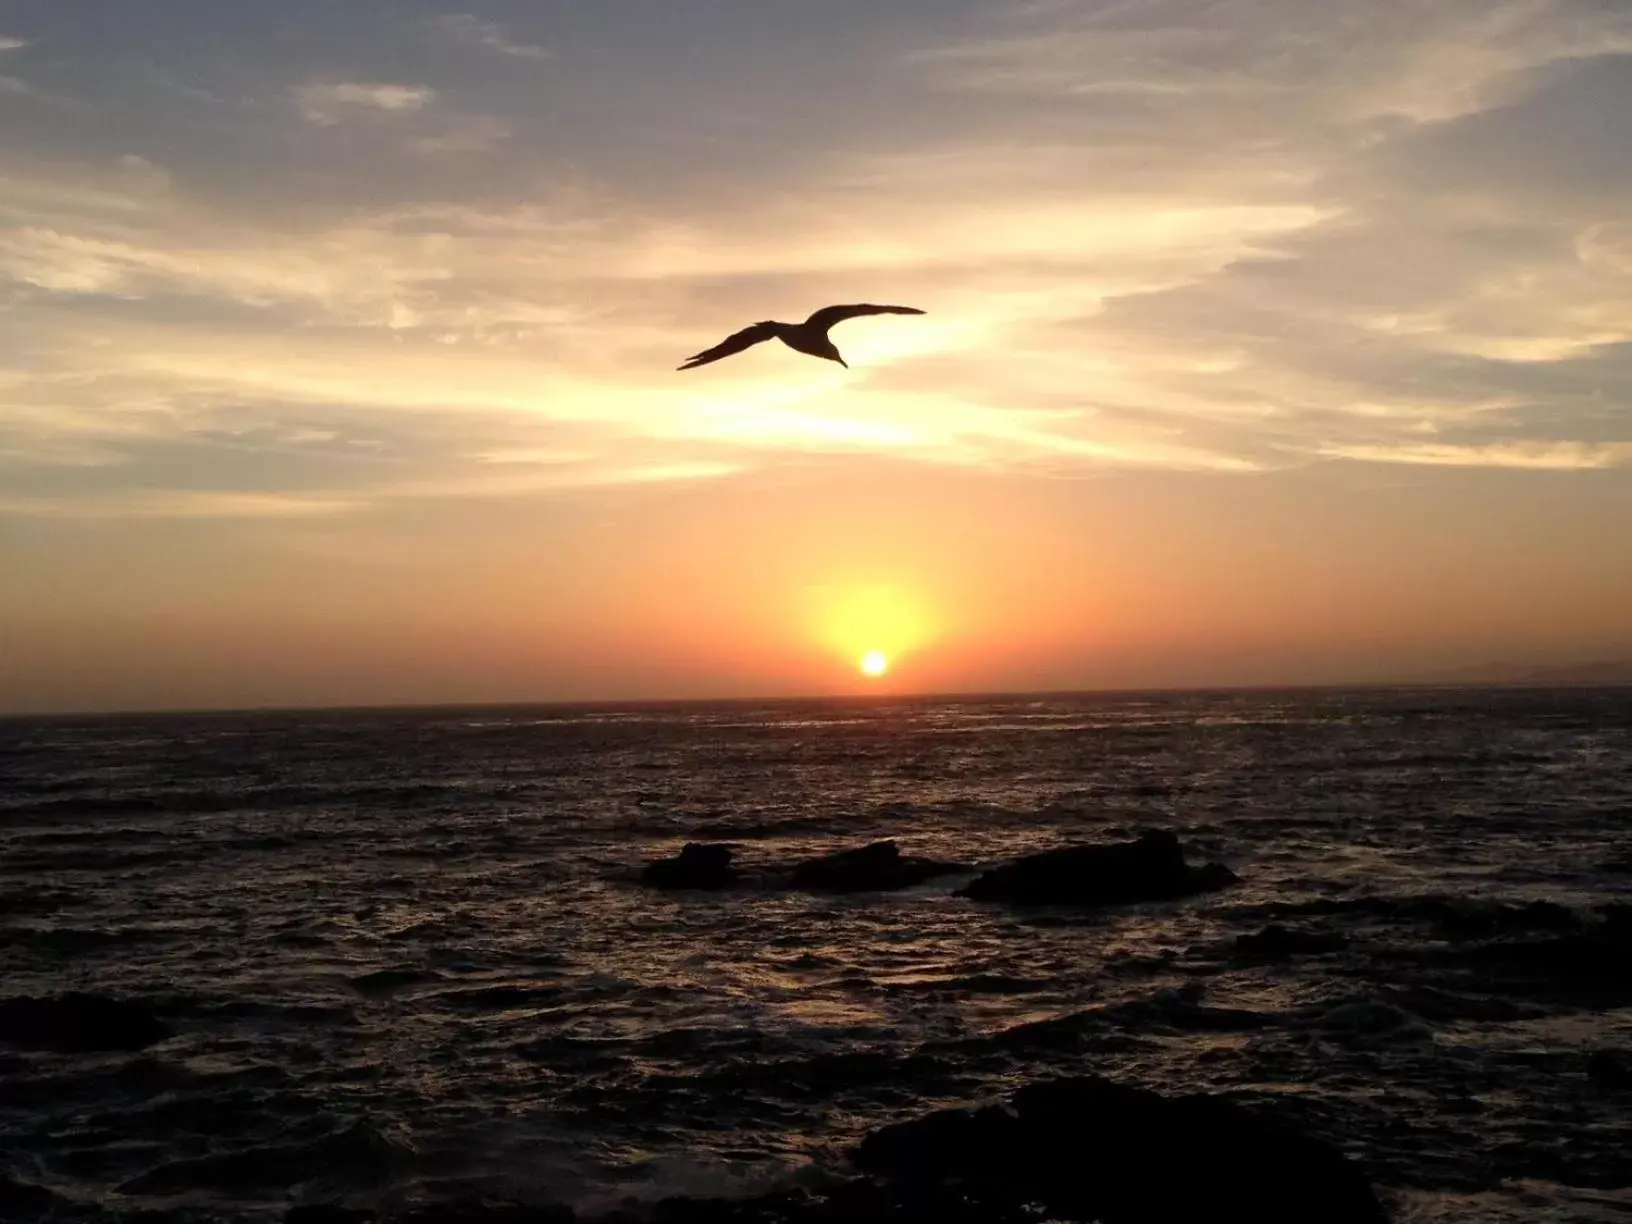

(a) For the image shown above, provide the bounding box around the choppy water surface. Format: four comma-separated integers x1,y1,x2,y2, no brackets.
2,688,1630,1221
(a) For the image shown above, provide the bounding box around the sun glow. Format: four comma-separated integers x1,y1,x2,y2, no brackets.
810,584,934,677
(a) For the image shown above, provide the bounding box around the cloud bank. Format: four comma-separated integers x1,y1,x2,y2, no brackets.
1,0,1630,522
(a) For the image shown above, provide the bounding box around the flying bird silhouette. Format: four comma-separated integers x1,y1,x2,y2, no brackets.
677,303,925,371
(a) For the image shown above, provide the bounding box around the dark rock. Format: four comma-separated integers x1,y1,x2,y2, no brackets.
397,1201,575,1223
851,1075,1387,1224
1424,898,1579,939
0,1175,61,1215
285,1206,375,1224
1378,984,1539,1024
646,1192,817,1223
1587,1049,1632,1090
1016,1077,1386,1223
574,1077,1386,1222
350,967,437,996
0,992,171,1053
957,830,1237,908
1458,904,1632,1005
788,841,969,893
1234,924,1351,961
1306,998,1428,1039
124,1120,408,1194
640,843,739,890
852,1104,1025,1180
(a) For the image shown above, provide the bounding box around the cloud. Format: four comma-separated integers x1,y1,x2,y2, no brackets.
1315,441,1632,470
438,14,550,61
0,36,27,52
294,81,436,125
0,74,70,106
914,0,1632,124
0,438,748,519
0,490,364,519
408,114,512,155
3,0,1631,524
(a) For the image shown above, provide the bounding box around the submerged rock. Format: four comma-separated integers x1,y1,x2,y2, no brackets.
1457,903,1632,1005
853,1103,1024,1177
1587,1049,1632,1090
852,1075,1387,1223
0,992,171,1053
640,843,739,891
1233,924,1351,961
787,841,969,893
0,1175,62,1216
284,1207,375,1224
957,830,1237,908
295,1077,1385,1223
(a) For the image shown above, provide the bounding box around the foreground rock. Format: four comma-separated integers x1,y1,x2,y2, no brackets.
640,843,739,890
852,1075,1387,1223
291,1075,1385,1223
957,830,1236,907
0,992,171,1053
787,841,969,893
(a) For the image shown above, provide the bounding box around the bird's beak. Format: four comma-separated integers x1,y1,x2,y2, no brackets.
837,357,849,368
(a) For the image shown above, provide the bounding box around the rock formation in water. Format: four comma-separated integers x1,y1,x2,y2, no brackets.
639,843,740,890
786,841,969,894
957,829,1237,907
0,992,171,1053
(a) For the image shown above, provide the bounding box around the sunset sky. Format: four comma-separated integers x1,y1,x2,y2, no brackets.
3,0,1630,713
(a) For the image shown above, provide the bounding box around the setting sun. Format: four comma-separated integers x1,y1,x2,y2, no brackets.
810,585,933,679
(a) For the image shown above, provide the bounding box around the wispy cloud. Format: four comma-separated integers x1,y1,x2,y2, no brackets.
0,36,28,52
438,14,550,61
407,114,512,155
2,0,1630,526
293,81,436,125
0,490,364,520
1315,441,1632,470
914,0,1632,123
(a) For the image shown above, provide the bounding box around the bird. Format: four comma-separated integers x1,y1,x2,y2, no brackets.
677,303,925,371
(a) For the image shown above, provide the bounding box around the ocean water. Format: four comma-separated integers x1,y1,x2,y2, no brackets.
1,687,1629,1222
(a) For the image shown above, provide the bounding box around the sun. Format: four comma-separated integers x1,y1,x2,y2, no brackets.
860,650,889,678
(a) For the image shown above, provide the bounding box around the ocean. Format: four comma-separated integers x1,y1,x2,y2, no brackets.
1,687,1629,1222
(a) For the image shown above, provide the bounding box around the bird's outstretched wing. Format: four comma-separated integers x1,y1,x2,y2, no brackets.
803,303,925,333
677,321,781,370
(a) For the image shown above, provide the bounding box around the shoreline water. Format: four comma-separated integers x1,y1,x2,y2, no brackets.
3,688,1629,1221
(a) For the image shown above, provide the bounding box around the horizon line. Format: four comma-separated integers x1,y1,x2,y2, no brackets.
5,676,1630,721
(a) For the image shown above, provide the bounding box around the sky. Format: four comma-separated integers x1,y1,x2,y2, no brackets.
2,0,1630,713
